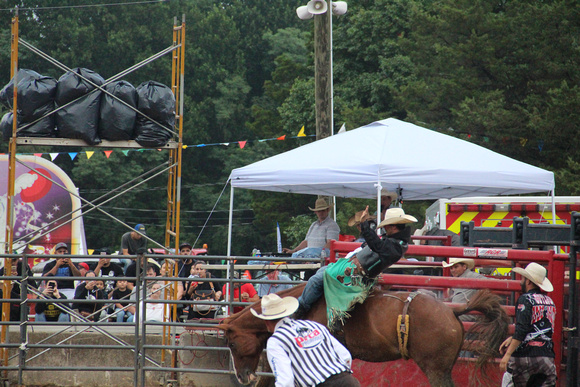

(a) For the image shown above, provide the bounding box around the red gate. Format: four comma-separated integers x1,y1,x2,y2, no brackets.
329,241,568,386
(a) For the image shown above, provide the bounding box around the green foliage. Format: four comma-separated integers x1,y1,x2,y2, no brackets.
283,214,314,247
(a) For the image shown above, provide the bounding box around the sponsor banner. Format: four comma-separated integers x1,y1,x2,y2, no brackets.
463,248,477,257
478,248,509,259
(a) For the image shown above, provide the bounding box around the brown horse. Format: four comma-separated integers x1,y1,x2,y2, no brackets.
220,284,508,387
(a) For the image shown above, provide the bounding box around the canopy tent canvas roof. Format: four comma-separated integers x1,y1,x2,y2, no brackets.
229,118,555,200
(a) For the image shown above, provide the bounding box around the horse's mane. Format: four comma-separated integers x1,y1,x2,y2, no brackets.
221,283,306,327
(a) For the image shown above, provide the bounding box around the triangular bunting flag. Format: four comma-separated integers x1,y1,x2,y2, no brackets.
239,140,247,149
50,153,59,161
68,152,78,160
137,149,145,152
121,150,129,156
88,249,94,255
221,143,229,146
86,151,94,159
104,150,113,158
337,123,346,134
519,138,528,147
182,145,188,149
258,139,268,142
34,153,43,158
277,135,286,140
297,125,306,137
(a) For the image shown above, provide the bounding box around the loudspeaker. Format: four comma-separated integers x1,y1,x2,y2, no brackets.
296,5,314,20
332,1,348,15
306,0,328,15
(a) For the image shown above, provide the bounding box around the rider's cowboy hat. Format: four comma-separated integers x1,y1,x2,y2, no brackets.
309,198,333,212
442,258,475,270
251,294,299,320
512,262,553,292
378,208,417,228
348,210,373,227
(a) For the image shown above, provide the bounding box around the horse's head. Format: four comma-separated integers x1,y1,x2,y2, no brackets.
219,318,270,385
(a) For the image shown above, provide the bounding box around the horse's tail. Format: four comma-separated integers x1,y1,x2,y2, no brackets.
452,289,509,385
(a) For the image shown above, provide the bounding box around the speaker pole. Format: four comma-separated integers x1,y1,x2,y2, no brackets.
314,1,332,141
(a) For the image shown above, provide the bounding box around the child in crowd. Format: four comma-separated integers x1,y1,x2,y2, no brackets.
110,280,134,322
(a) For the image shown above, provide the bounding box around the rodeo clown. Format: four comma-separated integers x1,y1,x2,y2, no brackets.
252,294,360,387
295,205,417,328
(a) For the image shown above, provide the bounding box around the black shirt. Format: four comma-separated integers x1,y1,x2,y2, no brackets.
513,288,556,358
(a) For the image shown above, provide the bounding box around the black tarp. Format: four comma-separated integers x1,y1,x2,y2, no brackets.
99,81,137,141
134,81,175,147
55,68,104,145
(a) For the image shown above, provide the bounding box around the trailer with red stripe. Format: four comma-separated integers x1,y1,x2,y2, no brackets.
426,196,580,235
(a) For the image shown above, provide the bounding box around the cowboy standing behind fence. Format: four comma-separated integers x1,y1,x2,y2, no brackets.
252,294,360,387
499,262,557,387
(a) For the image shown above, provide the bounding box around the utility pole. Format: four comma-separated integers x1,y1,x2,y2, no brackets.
314,8,332,141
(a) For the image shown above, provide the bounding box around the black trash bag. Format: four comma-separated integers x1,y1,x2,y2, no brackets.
17,74,57,118
55,68,104,145
0,111,55,140
98,80,137,141
1,112,13,141
18,112,55,138
0,69,42,109
133,81,175,147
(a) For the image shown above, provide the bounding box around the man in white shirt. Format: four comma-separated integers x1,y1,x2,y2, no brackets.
251,294,359,387
282,198,340,259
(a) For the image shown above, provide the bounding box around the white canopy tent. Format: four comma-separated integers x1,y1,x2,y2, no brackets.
227,118,555,254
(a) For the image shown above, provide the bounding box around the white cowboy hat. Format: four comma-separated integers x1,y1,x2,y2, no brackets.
309,198,333,212
251,294,299,320
347,210,373,227
512,262,553,292
442,257,475,270
378,208,417,228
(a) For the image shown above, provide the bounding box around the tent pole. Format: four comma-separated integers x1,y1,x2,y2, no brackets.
227,183,234,257
226,183,234,315
376,182,382,225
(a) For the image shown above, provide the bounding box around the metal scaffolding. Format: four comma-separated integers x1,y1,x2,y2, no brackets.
1,11,186,383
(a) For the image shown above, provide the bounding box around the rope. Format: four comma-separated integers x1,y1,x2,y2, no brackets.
193,179,230,248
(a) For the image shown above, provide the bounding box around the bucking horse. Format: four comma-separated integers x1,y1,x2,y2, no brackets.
219,283,508,387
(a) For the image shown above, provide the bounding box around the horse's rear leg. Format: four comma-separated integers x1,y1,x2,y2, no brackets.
424,369,455,387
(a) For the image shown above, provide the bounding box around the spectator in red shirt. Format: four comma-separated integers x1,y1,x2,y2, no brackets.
222,271,259,313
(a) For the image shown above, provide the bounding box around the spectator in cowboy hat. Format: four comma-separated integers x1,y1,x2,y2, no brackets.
442,258,487,307
282,198,340,259
499,262,556,386
251,294,360,386
380,189,398,218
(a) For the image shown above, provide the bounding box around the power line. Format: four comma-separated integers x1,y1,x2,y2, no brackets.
0,0,169,12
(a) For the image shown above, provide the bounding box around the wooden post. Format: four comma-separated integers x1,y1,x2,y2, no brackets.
314,5,332,141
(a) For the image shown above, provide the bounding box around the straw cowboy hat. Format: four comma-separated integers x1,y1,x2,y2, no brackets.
442,258,475,270
348,210,373,227
381,189,398,200
309,198,333,212
251,294,299,320
377,208,417,228
512,262,554,292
